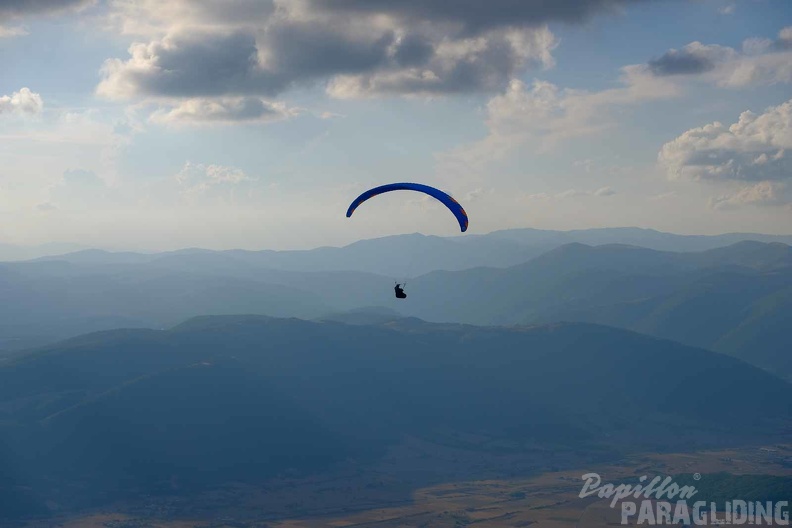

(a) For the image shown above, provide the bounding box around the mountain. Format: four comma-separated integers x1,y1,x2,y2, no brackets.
0,241,90,262
399,242,792,379
484,227,792,253
2,239,791,380
0,262,332,351
24,227,792,277
0,315,789,519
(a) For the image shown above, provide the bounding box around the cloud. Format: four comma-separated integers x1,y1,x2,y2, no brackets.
0,0,94,22
464,29,790,208
105,0,276,36
97,32,277,99
526,187,617,200
319,111,345,120
0,87,44,116
464,187,495,202
592,186,617,196
434,30,790,186
645,27,792,87
648,42,737,76
0,0,94,37
0,24,27,37
327,27,557,98
709,181,790,210
717,4,735,15
97,0,576,102
149,97,298,124
778,27,792,49
308,0,648,34
659,98,792,183
650,191,678,201
174,162,257,203
437,65,679,178
659,98,792,208
36,201,58,212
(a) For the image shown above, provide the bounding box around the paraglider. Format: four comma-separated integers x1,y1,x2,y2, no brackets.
345,182,469,232
394,283,407,299
346,182,469,300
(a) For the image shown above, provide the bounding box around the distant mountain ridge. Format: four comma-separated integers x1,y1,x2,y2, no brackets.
400,241,792,379
1,232,790,380
22,227,792,277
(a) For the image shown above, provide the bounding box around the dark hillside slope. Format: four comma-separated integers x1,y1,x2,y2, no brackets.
0,316,789,518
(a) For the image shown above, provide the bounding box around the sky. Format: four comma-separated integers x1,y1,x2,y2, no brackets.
0,0,791,251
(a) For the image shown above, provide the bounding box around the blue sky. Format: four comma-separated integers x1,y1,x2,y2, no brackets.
1,0,790,251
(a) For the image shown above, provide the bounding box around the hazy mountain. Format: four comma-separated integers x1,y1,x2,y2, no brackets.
0,263,332,351
2,235,790,379
24,227,792,277
400,242,792,379
0,241,90,262
0,315,789,519
484,227,792,253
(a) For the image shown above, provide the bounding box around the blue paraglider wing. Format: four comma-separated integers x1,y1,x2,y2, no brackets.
346,183,469,232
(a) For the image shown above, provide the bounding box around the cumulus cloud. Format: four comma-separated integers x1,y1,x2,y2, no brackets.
97,32,276,99
648,42,737,76
646,27,792,87
431,30,780,185
659,98,792,207
97,0,651,103
327,27,557,98
659,98,792,183
0,88,44,115
150,97,297,124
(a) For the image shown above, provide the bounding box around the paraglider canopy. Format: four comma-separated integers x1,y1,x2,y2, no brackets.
346,182,469,232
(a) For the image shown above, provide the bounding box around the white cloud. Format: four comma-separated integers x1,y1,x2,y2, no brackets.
0,88,44,115
526,186,617,201
149,97,298,125
647,27,792,88
650,191,678,201
0,24,27,37
659,98,792,183
437,65,679,180
464,187,494,202
717,4,735,15
709,181,790,210
659,98,792,208
174,162,258,203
